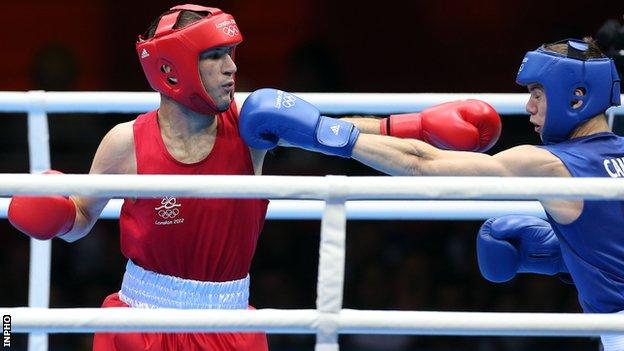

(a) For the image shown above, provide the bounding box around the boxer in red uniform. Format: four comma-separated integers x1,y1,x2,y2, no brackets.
7,4,502,351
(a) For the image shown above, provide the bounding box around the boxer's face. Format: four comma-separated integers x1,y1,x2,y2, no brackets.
526,83,547,135
198,45,237,112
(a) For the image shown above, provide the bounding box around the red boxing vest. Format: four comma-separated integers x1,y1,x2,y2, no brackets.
119,106,268,282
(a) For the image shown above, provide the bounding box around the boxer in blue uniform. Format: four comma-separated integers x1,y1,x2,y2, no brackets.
477,38,624,350
237,37,622,349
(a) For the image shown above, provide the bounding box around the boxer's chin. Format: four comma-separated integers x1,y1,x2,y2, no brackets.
215,98,233,112
213,90,235,112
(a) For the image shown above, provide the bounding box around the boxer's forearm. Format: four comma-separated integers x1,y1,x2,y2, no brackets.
60,196,109,242
351,134,435,176
353,134,513,177
340,116,381,134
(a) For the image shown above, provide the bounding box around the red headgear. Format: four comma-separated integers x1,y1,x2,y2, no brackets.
136,4,243,115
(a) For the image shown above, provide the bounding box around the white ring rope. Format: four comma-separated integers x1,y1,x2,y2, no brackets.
4,307,624,336
0,174,622,200
0,91,623,115
0,199,548,220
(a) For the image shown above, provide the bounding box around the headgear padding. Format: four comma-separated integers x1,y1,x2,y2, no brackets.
516,39,621,144
136,4,243,115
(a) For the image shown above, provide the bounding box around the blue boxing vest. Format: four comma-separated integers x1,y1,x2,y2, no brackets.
541,132,624,313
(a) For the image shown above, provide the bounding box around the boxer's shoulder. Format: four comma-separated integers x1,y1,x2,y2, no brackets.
494,144,567,177
92,121,136,175
107,121,134,140
102,122,135,156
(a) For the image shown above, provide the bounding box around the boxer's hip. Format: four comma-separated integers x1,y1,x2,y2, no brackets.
118,260,250,309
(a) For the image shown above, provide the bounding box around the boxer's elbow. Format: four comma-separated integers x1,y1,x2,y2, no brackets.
398,155,425,176
380,151,428,176
400,141,436,176
59,230,87,243
59,200,99,242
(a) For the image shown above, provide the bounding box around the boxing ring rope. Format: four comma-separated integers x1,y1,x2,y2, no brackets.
7,307,624,336
0,198,547,220
1,91,623,351
1,90,623,114
2,174,624,200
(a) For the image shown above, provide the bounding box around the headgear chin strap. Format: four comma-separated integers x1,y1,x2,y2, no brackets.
136,4,243,115
516,39,621,144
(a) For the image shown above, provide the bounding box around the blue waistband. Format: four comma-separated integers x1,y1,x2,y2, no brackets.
119,260,249,309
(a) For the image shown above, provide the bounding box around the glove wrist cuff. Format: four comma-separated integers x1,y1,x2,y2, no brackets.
316,116,360,157
387,113,423,139
380,117,390,135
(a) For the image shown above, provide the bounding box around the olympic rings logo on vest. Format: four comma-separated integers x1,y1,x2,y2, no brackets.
158,208,179,219
154,196,185,225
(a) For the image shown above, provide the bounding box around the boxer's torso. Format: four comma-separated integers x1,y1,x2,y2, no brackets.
119,107,268,282
542,132,624,313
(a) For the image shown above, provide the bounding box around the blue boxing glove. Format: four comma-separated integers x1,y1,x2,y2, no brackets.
476,215,568,283
239,88,360,158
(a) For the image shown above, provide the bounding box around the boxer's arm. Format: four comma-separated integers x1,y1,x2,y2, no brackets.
351,134,509,176
249,148,267,175
238,99,268,174
351,135,580,222
351,134,565,177
340,116,381,134
60,122,136,242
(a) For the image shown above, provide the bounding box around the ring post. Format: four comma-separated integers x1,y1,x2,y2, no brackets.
26,90,51,351
315,176,348,351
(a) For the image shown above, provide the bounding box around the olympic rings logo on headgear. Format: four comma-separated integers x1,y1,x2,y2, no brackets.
158,208,180,219
282,93,296,108
222,25,239,37
517,57,528,74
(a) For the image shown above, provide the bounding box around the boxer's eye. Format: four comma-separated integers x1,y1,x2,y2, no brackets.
201,51,223,60
201,48,232,60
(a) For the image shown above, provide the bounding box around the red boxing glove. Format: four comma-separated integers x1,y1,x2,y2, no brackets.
380,99,502,152
8,170,76,240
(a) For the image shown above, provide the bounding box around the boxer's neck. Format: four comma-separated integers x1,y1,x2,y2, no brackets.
158,96,217,138
568,114,610,140
156,96,218,164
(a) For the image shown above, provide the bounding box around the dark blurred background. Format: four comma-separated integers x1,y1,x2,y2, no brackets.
1,0,624,350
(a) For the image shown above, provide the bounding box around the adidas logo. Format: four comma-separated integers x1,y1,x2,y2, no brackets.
141,49,150,59
330,125,340,135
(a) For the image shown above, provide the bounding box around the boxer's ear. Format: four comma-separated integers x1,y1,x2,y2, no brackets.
571,88,585,109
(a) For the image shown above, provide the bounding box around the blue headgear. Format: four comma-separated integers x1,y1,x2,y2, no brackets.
516,39,621,144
